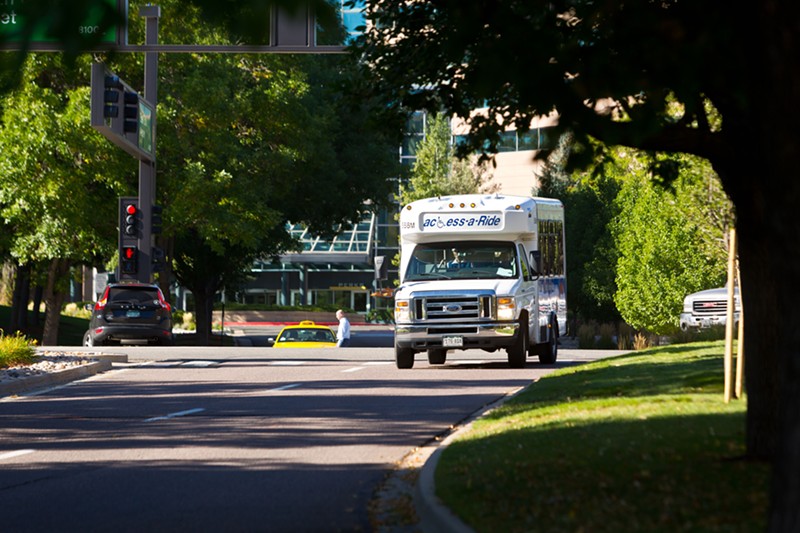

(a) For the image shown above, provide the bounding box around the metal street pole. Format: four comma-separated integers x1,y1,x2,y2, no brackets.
138,5,160,282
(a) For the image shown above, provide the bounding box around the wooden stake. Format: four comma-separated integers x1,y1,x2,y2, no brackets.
735,260,744,399
724,228,737,403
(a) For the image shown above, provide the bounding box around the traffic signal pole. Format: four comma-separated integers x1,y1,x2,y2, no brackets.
136,5,160,282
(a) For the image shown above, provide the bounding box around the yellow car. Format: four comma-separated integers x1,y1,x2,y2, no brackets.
270,321,338,348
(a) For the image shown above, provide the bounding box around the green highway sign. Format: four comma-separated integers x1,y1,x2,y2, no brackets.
0,0,125,50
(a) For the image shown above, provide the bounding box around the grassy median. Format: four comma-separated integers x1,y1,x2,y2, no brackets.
436,341,770,532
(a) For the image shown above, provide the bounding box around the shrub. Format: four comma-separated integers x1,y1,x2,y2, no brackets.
62,302,93,319
173,310,196,331
0,330,38,368
617,322,635,350
596,323,617,349
577,322,596,349
633,332,651,350
366,308,394,324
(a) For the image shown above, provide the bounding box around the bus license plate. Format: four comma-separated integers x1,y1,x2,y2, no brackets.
443,335,463,348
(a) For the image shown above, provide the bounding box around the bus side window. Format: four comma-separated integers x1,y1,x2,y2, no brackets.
518,245,537,280
529,250,541,278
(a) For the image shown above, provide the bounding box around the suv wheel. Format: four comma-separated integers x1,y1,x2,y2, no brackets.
82,331,94,347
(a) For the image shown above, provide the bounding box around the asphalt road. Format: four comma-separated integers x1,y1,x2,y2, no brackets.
0,344,615,532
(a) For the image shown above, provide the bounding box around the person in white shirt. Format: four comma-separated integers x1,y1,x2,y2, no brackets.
336,309,351,347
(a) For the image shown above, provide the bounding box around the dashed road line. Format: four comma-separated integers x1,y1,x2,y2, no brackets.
145,407,206,422
268,383,302,392
0,449,35,461
342,367,366,373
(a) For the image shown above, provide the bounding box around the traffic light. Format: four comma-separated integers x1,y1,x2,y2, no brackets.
118,197,140,280
152,246,166,272
103,75,122,119
123,91,139,134
123,202,140,238
121,246,138,274
151,204,163,235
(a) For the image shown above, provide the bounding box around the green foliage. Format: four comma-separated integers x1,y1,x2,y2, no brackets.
436,342,768,532
0,330,37,368
399,112,488,206
561,165,622,324
611,150,731,334
0,55,130,267
106,1,403,342
546,138,732,333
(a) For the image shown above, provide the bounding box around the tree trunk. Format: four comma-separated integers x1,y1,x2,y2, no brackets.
9,263,23,333
41,258,70,346
192,285,216,346
31,285,43,327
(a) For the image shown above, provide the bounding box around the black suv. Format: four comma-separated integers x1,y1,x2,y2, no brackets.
83,282,174,346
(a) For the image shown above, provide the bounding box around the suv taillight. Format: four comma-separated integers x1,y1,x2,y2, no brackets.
95,286,110,311
158,289,171,312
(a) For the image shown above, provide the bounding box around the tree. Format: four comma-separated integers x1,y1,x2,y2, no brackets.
113,1,402,343
356,1,800,529
399,112,492,206
0,55,131,344
612,151,731,334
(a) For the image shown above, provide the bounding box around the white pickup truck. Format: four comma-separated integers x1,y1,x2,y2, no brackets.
679,287,740,331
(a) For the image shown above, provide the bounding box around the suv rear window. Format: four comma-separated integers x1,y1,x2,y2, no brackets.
108,287,160,304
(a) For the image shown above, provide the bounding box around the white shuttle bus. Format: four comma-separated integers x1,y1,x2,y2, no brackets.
393,194,566,369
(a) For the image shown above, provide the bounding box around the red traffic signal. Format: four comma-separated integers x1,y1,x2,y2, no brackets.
121,246,137,274
124,203,139,237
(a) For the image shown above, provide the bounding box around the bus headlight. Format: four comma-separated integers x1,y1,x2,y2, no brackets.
395,300,411,323
497,297,516,321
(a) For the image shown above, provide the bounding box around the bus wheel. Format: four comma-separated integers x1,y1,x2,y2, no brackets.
396,346,415,369
427,349,447,365
507,319,528,368
537,318,558,364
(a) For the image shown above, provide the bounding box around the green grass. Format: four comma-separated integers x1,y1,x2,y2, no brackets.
436,341,769,533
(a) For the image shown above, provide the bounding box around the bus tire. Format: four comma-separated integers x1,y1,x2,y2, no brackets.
507,317,528,368
427,349,447,365
537,317,558,364
396,346,415,369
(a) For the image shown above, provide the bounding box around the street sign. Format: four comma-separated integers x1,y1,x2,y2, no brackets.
0,0,126,51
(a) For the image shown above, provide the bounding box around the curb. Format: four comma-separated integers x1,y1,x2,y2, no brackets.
0,355,120,398
413,385,530,533
415,440,475,533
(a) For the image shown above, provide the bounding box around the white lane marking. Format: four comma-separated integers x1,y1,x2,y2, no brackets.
0,449,35,461
342,367,366,373
270,361,305,366
145,407,206,422
268,383,302,392
181,361,219,368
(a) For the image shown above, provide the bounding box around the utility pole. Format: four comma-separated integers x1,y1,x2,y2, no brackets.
137,5,160,283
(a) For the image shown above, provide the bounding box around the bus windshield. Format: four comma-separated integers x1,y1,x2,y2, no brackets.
405,241,518,281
